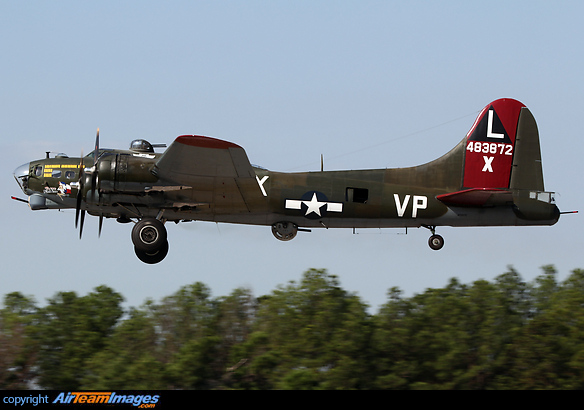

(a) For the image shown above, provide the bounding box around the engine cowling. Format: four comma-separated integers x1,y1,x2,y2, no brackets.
95,153,158,195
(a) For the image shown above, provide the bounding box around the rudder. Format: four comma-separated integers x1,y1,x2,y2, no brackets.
509,106,544,191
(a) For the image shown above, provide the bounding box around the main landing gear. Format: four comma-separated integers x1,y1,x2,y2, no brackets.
423,225,444,251
132,217,169,264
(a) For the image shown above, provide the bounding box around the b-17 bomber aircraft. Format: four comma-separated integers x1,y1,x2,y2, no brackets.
13,98,569,264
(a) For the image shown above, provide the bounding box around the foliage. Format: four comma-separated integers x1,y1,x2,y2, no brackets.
0,292,38,389
1,266,584,389
31,286,124,389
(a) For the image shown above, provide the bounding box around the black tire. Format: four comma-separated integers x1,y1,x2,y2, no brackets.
132,218,167,252
428,234,444,251
134,240,169,264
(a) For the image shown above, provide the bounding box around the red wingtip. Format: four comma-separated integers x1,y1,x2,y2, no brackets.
175,135,241,149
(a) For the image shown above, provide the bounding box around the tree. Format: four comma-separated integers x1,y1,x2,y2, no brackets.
500,268,584,389
165,287,257,389
231,269,372,389
82,306,165,389
4,265,584,389
0,292,38,389
34,286,124,389
374,271,535,390
152,282,216,362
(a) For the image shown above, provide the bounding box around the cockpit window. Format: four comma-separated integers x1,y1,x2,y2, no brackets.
85,150,111,161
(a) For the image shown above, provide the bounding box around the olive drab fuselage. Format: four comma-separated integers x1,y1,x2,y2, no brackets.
13,99,564,264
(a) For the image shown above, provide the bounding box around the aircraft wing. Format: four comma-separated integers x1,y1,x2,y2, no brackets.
153,135,262,212
154,135,256,181
436,188,513,207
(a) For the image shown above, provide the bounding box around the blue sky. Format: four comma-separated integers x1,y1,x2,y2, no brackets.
2,1,582,312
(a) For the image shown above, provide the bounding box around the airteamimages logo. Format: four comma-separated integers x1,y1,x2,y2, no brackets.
2,391,162,408
52,392,159,407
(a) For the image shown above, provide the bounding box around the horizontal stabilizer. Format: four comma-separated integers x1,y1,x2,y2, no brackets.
437,188,513,207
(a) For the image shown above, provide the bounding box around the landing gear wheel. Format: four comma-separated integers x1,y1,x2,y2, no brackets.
271,222,298,241
428,234,444,251
132,218,167,252
134,240,169,264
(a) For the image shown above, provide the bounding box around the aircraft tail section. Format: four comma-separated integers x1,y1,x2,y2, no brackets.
440,98,558,222
462,98,544,190
383,98,545,194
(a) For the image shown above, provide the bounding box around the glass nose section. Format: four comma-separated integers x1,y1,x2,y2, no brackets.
13,163,30,193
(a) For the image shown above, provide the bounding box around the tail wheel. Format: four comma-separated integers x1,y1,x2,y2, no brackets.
428,234,444,251
132,218,167,252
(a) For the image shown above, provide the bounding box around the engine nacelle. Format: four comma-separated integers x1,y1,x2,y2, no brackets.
94,153,158,195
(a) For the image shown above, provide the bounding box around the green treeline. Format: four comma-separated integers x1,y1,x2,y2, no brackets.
2,265,584,390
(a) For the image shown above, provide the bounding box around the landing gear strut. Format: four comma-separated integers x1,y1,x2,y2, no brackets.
132,217,169,263
423,225,444,251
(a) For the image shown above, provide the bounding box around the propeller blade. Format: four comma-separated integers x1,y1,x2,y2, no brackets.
91,128,100,199
98,214,104,238
76,129,101,239
79,210,85,239
75,149,84,229
75,193,82,228
94,128,100,166
79,149,84,176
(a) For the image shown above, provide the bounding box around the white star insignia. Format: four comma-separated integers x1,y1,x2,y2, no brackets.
284,193,343,217
302,193,326,216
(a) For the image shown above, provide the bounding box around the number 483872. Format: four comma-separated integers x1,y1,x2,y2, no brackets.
466,141,513,155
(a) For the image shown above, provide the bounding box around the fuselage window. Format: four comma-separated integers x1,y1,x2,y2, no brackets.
51,169,62,178
346,187,369,203
65,170,75,179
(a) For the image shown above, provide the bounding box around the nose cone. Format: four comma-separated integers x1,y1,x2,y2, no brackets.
13,163,30,193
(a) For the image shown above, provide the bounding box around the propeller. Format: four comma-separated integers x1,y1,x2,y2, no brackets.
75,128,101,239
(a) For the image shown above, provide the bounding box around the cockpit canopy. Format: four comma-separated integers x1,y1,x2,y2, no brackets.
130,139,155,153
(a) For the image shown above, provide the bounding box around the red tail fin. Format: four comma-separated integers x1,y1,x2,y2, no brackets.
463,98,525,189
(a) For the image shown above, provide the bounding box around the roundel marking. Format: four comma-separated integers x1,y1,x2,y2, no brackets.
285,191,343,219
